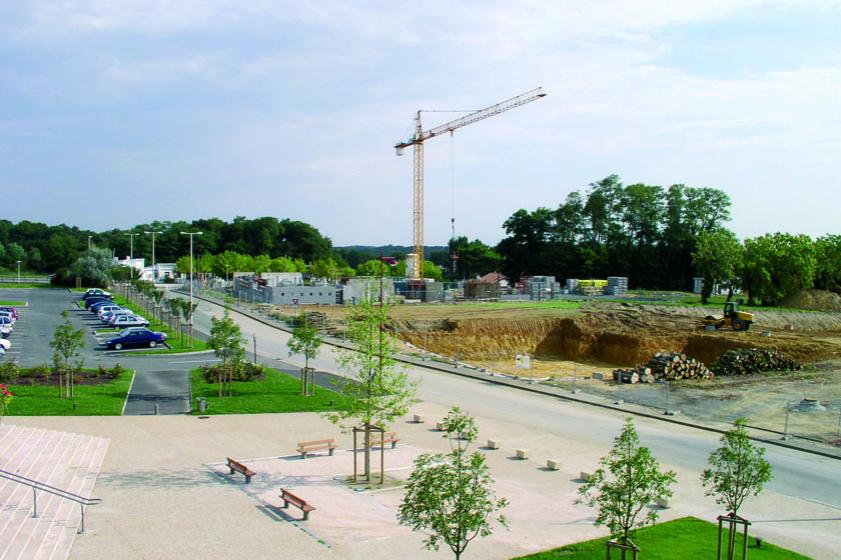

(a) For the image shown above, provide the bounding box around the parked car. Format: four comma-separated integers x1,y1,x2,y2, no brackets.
96,305,123,318
0,338,10,350
0,306,18,319
0,311,16,324
100,309,129,322
0,316,14,331
0,323,11,338
90,300,118,313
110,315,150,328
104,328,166,350
84,296,112,309
83,289,112,301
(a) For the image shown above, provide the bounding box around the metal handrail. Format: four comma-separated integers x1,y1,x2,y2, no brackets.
0,467,101,533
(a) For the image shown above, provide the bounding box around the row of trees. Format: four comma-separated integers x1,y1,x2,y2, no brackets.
495,175,733,290
0,216,333,274
693,231,841,305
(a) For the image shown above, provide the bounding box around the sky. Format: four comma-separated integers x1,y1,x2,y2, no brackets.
2,1,840,246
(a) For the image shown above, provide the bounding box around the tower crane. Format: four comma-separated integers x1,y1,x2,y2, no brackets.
394,87,546,279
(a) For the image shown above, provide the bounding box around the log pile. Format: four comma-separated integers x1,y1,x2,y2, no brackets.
711,349,802,376
612,352,713,383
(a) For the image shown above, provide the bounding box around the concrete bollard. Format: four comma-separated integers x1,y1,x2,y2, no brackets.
655,497,670,508
546,459,560,470
580,471,592,482
435,422,445,431
413,414,425,423
515,449,529,460
486,439,500,450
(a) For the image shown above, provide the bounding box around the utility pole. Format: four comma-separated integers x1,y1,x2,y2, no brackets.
144,230,163,280
125,232,138,280
87,235,92,256
180,231,203,347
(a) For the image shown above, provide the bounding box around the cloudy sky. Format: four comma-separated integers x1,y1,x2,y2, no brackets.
2,1,840,246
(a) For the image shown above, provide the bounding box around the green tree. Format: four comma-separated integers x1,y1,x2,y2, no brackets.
269,256,298,272
814,235,841,294
326,297,417,481
742,233,816,305
692,229,743,303
208,309,245,397
398,408,507,560
701,418,772,560
288,320,323,396
50,311,86,398
576,419,677,555
5,242,26,268
66,246,116,288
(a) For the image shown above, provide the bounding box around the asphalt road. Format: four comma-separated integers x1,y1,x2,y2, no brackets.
173,290,841,512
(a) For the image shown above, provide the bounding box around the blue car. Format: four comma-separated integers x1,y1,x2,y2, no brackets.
104,328,167,350
84,296,112,309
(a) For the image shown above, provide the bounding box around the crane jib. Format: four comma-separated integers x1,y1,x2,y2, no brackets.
394,87,545,149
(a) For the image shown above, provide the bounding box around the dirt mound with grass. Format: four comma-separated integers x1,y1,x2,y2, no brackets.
781,289,841,311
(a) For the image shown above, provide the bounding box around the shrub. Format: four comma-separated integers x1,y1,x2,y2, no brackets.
0,360,20,384
201,362,264,383
111,363,126,377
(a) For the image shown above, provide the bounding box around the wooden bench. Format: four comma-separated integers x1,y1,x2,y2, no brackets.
280,488,316,520
296,438,337,459
378,431,400,449
226,457,256,484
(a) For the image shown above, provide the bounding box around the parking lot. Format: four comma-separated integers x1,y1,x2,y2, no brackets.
0,287,199,414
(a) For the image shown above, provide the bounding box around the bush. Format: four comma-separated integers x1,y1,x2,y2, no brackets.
0,360,19,384
111,363,126,377
201,362,264,383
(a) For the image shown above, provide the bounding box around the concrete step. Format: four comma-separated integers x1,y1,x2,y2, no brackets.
0,424,109,560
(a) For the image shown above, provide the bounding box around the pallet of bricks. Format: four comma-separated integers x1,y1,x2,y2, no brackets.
613,351,714,383
303,311,327,329
605,276,628,296
578,279,607,296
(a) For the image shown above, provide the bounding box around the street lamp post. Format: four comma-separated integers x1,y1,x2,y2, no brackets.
125,232,138,280
87,236,92,256
144,231,163,280
16,260,21,284
180,231,203,346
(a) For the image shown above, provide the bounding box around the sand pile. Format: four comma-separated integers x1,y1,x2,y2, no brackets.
781,289,841,312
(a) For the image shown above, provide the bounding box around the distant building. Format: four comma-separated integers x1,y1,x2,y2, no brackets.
141,263,176,282
233,275,337,305
479,272,509,288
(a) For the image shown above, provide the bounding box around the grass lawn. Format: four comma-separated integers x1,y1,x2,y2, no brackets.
0,283,55,289
111,295,208,353
4,369,134,416
513,517,811,560
190,367,343,414
0,300,26,306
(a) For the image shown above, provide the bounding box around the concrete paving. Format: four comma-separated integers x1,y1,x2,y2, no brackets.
122,370,190,416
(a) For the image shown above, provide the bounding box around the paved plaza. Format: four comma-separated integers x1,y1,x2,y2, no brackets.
5,401,841,560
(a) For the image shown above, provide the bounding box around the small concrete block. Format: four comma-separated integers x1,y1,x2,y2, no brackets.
546,459,560,470
655,497,670,508
592,372,605,380
413,414,425,423
515,448,529,460
580,471,592,482
435,422,445,431
486,439,500,450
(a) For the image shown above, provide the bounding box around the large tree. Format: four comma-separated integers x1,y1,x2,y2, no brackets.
742,233,816,305
692,229,743,303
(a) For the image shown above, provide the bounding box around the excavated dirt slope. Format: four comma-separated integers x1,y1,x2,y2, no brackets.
395,303,841,367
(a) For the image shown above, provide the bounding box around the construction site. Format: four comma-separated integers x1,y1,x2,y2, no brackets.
261,291,841,446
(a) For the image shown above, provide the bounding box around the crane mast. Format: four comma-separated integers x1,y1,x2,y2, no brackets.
395,87,546,279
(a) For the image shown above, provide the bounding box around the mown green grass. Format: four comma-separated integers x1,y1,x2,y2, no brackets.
513,517,810,560
190,367,343,414
111,295,208,352
4,369,133,416
0,300,26,306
